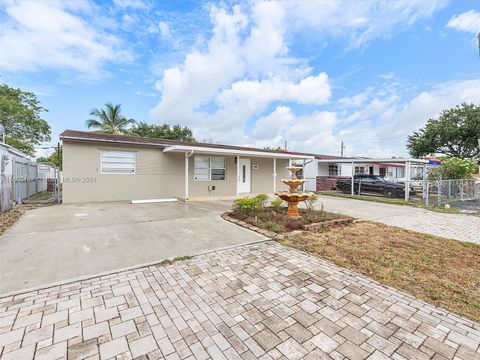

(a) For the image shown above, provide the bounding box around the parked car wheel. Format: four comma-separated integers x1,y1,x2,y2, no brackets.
384,188,397,198
342,184,351,194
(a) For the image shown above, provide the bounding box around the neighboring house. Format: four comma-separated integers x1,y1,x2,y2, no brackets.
302,156,428,192
60,130,313,203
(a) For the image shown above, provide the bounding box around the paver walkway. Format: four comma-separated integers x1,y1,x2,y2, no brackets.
317,195,480,244
1,242,478,360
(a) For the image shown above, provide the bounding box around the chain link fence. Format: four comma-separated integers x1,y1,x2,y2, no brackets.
407,179,479,206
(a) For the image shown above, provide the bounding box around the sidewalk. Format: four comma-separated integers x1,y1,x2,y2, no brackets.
317,195,480,244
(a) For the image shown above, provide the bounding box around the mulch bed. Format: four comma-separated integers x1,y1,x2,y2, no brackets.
225,206,352,237
0,204,35,237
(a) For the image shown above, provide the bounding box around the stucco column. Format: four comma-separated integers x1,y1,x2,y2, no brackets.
273,158,277,193
184,152,189,200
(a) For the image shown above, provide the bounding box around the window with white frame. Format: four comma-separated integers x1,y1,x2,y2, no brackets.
194,156,226,181
101,150,136,174
329,164,340,177
395,167,405,178
354,166,366,175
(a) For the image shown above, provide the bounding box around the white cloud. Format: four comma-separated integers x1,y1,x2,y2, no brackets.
151,2,332,145
113,0,148,9
149,0,461,157
243,1,288,74
447,10,480,33
285,0,447,48
337,79,480,157
159,21,171,39
253,106,294,140
217,74,331,113
251,107,338,154
0,0,132,78
151,5,248,121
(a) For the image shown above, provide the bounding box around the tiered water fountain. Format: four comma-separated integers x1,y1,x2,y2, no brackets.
275,165,311,219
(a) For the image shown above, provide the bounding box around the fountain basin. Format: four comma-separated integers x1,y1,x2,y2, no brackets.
281,179,305,187
275,192,310,203
275,162,312,219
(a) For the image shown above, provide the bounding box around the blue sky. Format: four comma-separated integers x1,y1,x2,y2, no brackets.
1,0,480,158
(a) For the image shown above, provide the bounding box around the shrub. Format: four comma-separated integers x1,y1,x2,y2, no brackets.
264,221,285,233
253,220,285,233
234,194,269,217
233,197,261,217
270,198,284,210
304,194,319,211
254,194,269,207
428,157,477,180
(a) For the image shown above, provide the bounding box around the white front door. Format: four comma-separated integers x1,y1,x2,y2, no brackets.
238,158,251,193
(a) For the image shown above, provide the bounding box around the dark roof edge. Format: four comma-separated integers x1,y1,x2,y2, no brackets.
59,129,313,156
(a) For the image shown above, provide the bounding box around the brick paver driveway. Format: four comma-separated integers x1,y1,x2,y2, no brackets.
318,195,480,244
1,242,478,360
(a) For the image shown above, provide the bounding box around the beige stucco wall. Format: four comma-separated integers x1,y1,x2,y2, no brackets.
62,141,184,203
187,156,290,198
251,157,290,194
187,156,237,197
62,140,293,203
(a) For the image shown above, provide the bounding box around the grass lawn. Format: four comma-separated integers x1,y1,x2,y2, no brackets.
320,191,463,214
27,191,54,201
280,221,480,322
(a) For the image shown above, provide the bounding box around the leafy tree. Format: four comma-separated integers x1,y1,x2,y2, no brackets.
86,103,135,134
129,122,196,142
0,83,51,156
263,146,285,151
407,103,480,159
427,157,477,180
36,145,62,169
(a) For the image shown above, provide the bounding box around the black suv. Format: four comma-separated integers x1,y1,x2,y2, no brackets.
336,175,416,198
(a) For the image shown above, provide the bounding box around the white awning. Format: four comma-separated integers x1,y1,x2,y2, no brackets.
163,144,314,159
315,158,428,164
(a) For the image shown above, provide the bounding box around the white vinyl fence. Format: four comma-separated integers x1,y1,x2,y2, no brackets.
0,143,57,212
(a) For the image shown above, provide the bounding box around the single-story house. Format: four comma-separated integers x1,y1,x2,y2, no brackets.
60,130,313,204
301,156,429,192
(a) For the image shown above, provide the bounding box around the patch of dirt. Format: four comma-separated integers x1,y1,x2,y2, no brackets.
281,221,480,322
0,204,35,237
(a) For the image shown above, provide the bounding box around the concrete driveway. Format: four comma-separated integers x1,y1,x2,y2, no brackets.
0,201,265,295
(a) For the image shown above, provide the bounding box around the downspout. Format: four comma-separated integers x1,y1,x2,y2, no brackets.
236,155,240,197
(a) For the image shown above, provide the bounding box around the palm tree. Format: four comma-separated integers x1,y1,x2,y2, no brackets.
85,103,136,134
